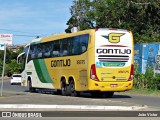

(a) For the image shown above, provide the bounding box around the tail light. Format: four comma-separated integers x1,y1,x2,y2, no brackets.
128,64,134,81
90,64,99,81
127,30,131,33
109,28,118,30
95,28,99,31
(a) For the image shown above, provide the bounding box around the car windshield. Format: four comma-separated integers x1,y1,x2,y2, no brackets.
13,75,21,77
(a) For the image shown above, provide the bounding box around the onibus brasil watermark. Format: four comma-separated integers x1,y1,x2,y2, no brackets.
1,112,42,118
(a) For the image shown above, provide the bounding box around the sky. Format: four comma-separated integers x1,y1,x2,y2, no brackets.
0,0,73,45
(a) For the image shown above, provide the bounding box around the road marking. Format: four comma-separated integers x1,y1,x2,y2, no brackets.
0,104,147,110
90,98,141,106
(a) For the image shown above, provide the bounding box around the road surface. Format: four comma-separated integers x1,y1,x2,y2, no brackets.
0,78,160,119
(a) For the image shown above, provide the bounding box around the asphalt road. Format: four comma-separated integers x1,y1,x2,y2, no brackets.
0,78,160,111
0,78,160,120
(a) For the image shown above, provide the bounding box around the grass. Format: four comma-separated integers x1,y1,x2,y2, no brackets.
124,88,160,97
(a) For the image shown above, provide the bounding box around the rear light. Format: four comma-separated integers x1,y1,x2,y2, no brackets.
109,28,118,30
128,64,134,81
127,30,131,33
95,28,99,31
90,64,99,81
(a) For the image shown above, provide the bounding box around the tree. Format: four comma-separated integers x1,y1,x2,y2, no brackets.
5,59,22,75
0,46,24,76
65,0,94,32
66,0,160,43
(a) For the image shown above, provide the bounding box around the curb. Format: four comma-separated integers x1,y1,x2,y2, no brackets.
0,104,148,110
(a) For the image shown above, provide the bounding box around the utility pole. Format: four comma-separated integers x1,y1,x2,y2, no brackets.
0,44,6,97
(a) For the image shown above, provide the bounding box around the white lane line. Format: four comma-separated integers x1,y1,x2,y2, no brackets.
91,98,141,106
0,104,148,110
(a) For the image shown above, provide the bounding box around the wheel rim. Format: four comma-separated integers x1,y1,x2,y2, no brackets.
61,81,66,94
70,81,75,94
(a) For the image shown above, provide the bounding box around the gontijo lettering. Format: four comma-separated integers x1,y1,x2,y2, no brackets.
96,49,131,54
51,59,71,67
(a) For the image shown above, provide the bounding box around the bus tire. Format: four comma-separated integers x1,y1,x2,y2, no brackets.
61,79,67,96
69,80,80,97
104,92,114,98
28,80,36,93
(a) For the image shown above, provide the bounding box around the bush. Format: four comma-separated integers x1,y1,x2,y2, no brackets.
134,67,160,90
5,59,22,75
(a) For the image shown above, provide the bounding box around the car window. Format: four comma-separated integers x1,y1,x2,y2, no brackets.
13,75,21,77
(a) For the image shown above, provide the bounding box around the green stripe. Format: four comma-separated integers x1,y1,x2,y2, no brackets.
33,59,53,83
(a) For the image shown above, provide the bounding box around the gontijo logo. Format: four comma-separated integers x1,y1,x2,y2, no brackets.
102,33,125,43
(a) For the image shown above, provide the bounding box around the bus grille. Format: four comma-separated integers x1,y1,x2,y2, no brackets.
98,55,129,62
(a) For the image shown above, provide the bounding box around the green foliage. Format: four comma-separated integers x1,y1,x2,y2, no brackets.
5,59,22,74
66,0,160,43
134,68,160,90
0,59,3,75
0,46,24,76
66,0,93,32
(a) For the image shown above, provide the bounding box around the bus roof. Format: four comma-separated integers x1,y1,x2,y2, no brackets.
41,29,95,43
24,37,42,47
26,28,132,45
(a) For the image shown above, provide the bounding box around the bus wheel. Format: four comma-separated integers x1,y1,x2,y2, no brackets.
104,92,114,98
61,80,67,96
28,80,36,93
69,80,80,97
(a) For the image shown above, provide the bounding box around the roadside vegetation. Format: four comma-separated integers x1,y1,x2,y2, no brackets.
66,0,159,44
127,88,160,96
132,67,160,95
0,47,23,77
134,68,160,90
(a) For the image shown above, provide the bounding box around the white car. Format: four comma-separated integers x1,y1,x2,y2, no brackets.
10,74,22,85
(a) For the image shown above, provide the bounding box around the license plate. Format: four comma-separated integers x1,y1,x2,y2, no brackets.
110,84,118,88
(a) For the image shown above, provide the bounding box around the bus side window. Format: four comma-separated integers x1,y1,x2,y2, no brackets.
73,36,80,55
59,40,63,56
68,37,74,55
37,44,43,58
61,39,68,56
50,41,54,57
50,42,54,57
43,42,52,58
53,40,60,57
82,44,86,52
80,34,89,53
31,45,37,59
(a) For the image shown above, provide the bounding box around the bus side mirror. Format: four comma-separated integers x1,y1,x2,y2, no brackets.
17,57,20,64
17,52,25,64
